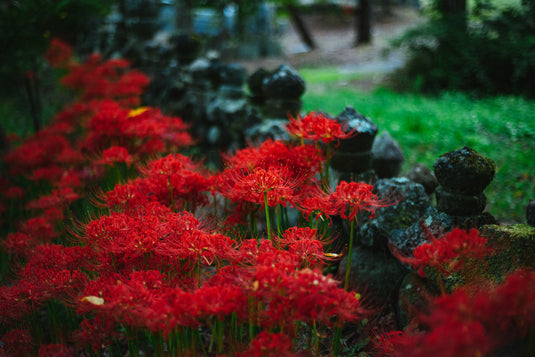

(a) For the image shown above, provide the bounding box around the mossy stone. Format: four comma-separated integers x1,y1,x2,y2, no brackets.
433,146,496,195
483,224,535,280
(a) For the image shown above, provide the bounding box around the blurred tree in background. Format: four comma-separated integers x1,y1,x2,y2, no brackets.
0,0,113,132
392,0,535,97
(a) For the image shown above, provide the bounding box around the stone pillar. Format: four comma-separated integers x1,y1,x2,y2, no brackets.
244,64,305,142
260,64,305,118
433,146,495,216
331,107,378,181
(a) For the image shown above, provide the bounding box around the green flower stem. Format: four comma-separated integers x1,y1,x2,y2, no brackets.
313,320,319,357
325,144,331,188
264,192,271,241
344,219,355,291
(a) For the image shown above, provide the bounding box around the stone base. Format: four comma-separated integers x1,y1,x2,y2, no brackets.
435,187,486,216
262,99,302,118
330,150,372,174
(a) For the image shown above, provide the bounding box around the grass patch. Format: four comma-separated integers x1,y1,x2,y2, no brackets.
301,72,535,223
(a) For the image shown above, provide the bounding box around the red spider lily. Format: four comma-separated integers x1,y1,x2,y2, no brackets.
137,153,213,210
329,180,393,222
222,166,302,208
295,180,336,221
23,244,96,272
286,111,356,145
26,187,79,210
376,269,535,356
252,266,365,331
61,54,149,106
277,227,338,267
4,132,72,176
73,316,118,352
83,104,193,156
3,232,37,257
237,331,296,357
393,228,494,278
102,180,154,212
1,185,25,200
95,146,133,167
222,139,324,180
19,216,57,242
0,329,33,357
218,166,305,240
30,165,64,183
81,201,234,273
44,38,74,69
38,343,75,357
17,266,88,304
328,180,397,290
0,285,35,323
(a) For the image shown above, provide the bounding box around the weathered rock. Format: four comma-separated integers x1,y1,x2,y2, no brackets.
174,34,202,65
388,206,498,254
244,119,290,143
221,63,247,86
261,64,305,100
330,151,374,174
404,163,438,195
483,224,535,279
372,131,404,178
188,58,212,86
433,146,496,195
331,107,378,176
339,246,407,305
335,107,378,152
435,187,487,216
248,67,270,98
217,63,247,99
397,272,433,327
433,146,495,216
359,177,431,250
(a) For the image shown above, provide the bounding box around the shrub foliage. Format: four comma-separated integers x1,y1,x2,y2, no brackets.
391,0,535,97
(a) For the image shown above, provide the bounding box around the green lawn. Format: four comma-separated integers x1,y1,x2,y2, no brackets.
301,69,535,223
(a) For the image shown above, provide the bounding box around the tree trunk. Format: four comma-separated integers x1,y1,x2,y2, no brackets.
24,75,41,133
176,0,194,33
437,0,467,16
355,0,372,45
285,4,316,50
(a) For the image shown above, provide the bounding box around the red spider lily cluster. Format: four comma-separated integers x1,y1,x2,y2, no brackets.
1,38,534,356
376,269,535,357
393,228,494,278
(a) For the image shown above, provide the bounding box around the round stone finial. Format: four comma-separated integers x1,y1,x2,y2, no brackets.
248,68,270,97
433,146,496,195
261,65,305,100
335,106,378,152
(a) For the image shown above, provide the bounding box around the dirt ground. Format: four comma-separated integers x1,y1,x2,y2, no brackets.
236,5,423,88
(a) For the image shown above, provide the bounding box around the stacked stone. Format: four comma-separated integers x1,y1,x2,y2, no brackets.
389,147,499,326
389,146,498,255
205,63,262,163
245,65,305,142
331,107,378,182
433,146,495,216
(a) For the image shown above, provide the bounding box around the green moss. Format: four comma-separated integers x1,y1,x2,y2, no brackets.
484,224,535,280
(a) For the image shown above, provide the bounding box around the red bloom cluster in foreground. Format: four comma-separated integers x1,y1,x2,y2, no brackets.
1,37,534,356
377,269,535,357
393,228,494,277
